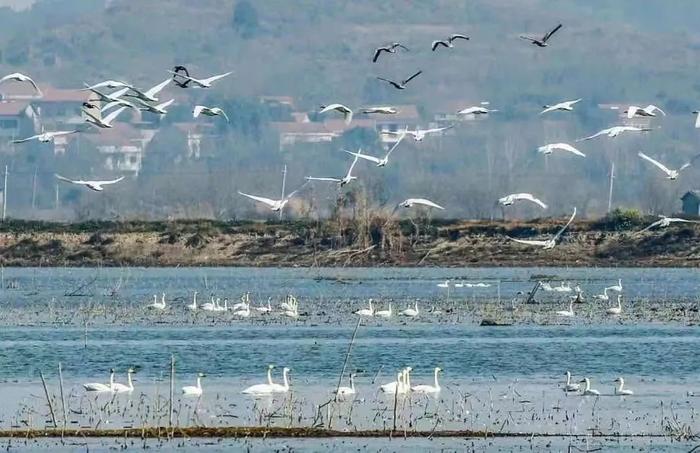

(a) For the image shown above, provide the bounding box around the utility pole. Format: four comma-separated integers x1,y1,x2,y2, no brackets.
31,167,37,210
607,162,615,213
2,165,7,221
279,164,287,221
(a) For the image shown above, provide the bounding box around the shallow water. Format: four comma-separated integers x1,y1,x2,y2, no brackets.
0,267,698,443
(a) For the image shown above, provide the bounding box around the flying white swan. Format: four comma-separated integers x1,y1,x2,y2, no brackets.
83,369,115,392
112,368,135,393
431,34,470,51
625,104,665,119
538,143,585,157
319,104,353,125
187,291,198,311
606,279,623,292
335,373,356,398
540,98,581,115
637,152,690,180
520,24,563,47
305,152,360,187
81,80,132,91
242,365,277,395
577,126,651,141
458,106,498,115
238,183,306,212
355,299,374,316
84,106,129,129
398,198,445,210
638,215,700,233
564,371,580,392
193,105,229,122
400,301,419,317
614,377,633,395
411,367,442,394
84,86,132,104
606,295,623,315
342,134,404,168
498,193,547,209
12,129,78,144
0,72,41,94
382,125,453,141
372,42,409,62
124,78,171,103
580,378,600,396
375,303,392,318
167,70,233,88
55,174,124,192
133,98,175,115
376,70,423,90
182,373,206,396
507,208,577,249
555,300,574,317
362,106,398,115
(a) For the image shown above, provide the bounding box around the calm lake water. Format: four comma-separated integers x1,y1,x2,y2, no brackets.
0,267,697,449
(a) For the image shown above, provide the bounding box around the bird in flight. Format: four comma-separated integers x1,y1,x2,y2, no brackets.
167,70,232,88
342,133,405,168
577,126,652,141
193,105,229,122
376,70,423,90
372,43,409,62
537,143,585,157
540,98,581,115
637,152,691,180
133,98,175,116
637,215,700,234
319,104,353,125
625,104,665,119
0,72,41,94
306,152,360,187
123,78,171,103
238,183,307,213
81,80,132,91
362,106,398,115
507,208,577,249
12,129,78,144
84,106,129,129
498,193,548,209
382,125,453,142
431,34,470,51
55,174,125,192
398,198,445,210
458,106,498,115
520,24,563,47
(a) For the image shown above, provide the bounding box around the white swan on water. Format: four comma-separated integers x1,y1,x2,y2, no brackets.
355,299,374,316
400,301,419,317
83,369,115,392
255,298,273,313
606,295,622,315
242,365,277,395
187,291,198,311
580,378,600,396
112,368,135,393
201,296,217,311
335,373,356,398
381,368,411,394
270,367,291,393
148,293,166,310
614,377,634,395
375,303,392,318
411,367,442,394
182,373,206,396
564,371,580,392
555,300,574,317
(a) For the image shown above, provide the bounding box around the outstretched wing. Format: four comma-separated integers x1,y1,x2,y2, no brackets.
404,198,444,210
372,47,385,62
543,24,563,42
555,143,586,157
449,34,470,42
636,219,664,234
144,78,171,98
193,105,206,118
553,207,577,240
11,134,40,144
99,176,125,186
238,191,278,208
519,35,537,43
422,124,455,134
626,106,640,119
102,106,128,125
576,129,608,142
384,133,405,158
342,149,381,164
305,176,342,183
201,71,233,85
638,152,673,176
55,174,78,184
345,151,361,178
513,193,548,209
402,70,423,85
506,236,550,247
431,40,448,51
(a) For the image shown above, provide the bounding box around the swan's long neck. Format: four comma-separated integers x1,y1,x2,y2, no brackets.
109,371,114,387
196,376,202,390
414,301,419,312
369,300,373,312
127,372,133,390
388,303,392,314
617,378,624,392
433,368,440,389
350,375,355,391
404,369,411,389
267,368,273,385
282,369,289,390
584,379,590,391
617,296,622,308
193,293,197,307
566,372,571,385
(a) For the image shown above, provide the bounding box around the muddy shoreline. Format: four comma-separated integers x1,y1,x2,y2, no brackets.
0,216,697,267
